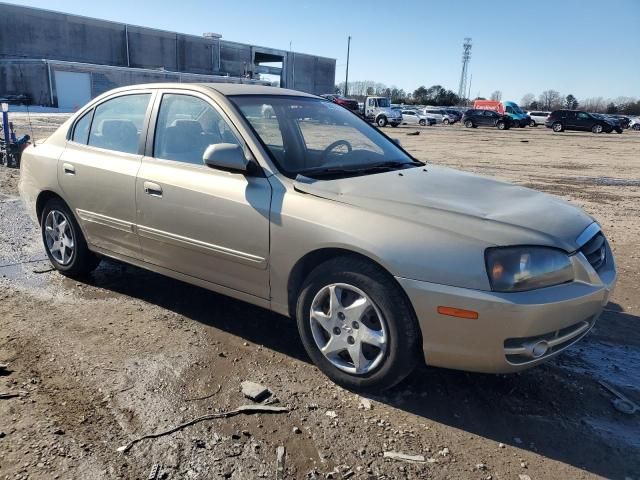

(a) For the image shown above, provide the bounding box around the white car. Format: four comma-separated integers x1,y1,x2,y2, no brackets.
630,116,640,131
527,111,550,127
401,110,436,126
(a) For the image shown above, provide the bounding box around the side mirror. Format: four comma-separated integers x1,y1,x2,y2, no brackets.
203,143,248,173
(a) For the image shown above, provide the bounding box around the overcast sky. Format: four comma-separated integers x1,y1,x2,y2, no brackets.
10,0,640,102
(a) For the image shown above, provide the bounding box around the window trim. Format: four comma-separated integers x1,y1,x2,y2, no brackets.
145,90,254,171
69,108,95,145
66,89,156,156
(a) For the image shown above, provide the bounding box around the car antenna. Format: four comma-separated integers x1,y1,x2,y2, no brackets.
18,63,36,146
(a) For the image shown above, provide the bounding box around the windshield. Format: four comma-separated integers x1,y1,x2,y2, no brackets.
376,98,391,108
230,95,415,178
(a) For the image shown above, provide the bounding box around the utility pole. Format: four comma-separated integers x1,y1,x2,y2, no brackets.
467,73,472,104
344,36,351,96
457,37,472,101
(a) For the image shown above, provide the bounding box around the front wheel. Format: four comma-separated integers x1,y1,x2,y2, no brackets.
497,121,506,130
552,122,563,132
443,118,450,125
390,123,399,128
41,198,101,277
615,128,623,134
592,124,603,134
633,124,640,131
376,116,388,128
296,257,420,392
419,119,426,126
530,120,537,127
464,120,473,128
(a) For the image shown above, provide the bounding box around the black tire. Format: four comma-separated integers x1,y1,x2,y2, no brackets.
376,116,388,128
615,128,623,134
497,121,506,130
41,198,100,277
530,120,537,127
296,256,420,392
633,124,640,131
464,120,473,128
592,124,603,134
419,119,426,126
443,118,450,125
390,123,399,128
552,122,563,132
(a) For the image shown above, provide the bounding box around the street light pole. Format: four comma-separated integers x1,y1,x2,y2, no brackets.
344,35,351,96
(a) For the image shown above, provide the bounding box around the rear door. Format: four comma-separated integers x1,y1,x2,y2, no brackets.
58,90,154,258
402,111,417,124
135,91,272,299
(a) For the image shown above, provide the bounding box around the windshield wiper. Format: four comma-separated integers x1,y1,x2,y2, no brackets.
303,160,422,177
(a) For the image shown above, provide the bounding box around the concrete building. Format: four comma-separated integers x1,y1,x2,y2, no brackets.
0,3,336,109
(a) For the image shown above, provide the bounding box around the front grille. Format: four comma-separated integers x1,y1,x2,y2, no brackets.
580,232,606,271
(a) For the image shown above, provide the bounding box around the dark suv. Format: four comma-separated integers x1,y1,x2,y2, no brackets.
545,110,617,134
462,109,513,130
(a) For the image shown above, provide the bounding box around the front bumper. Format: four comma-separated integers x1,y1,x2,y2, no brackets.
397,242,616,373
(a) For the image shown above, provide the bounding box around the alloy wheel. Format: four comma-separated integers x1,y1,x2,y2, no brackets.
44,210,75,265
309,283,388,375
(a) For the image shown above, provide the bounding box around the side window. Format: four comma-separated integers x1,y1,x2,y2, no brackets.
153,94,240,166
577,112,589,120
505,106,514,114
367,99,374,107
88,94,150,154
72,110,92,144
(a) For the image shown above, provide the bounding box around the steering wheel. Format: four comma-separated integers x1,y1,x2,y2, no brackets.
321,140,353,161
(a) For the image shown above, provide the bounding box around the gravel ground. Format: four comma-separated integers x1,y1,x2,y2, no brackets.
0,114,638,480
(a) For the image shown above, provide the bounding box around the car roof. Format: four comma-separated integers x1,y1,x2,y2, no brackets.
97,82,319,99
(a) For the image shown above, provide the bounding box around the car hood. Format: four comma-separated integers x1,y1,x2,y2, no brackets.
294,165,594,252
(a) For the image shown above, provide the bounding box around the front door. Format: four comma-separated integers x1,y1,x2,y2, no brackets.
135,92,271,299
58,91,153,258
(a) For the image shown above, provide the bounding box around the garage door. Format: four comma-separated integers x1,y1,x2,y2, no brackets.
54,71,91,110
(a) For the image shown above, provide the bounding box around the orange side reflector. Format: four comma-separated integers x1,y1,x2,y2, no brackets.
437,306,479,320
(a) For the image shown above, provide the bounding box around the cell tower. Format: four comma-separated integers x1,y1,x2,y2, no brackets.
457,38,472,101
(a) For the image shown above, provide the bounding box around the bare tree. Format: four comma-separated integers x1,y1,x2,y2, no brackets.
539,90,562,110
521,93,535,108
490,90,502,101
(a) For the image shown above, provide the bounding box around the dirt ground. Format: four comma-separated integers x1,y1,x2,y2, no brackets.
1,115,638,480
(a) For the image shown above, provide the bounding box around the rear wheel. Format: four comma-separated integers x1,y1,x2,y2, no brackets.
419,119,426,126
464,120,473,128
592,124,603,134
552,122,563,132
443,118,450,125
615,128,623,134
41,198,100,277
530,120,537,127
296,257,420,392
633,124,640,131
497,121,506,130
376,116,388,128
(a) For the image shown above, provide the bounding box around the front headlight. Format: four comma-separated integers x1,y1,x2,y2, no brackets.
485,247,574,292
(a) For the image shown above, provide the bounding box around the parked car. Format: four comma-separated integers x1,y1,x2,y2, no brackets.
608,115,631,129
473,100,530,127
401,109,436,126
320,94,360,114
19,83,617,391
597,114,627,132
463,109,513,130
363,96,402,127
630,117,640,130
422,108,458,125
527,111,550,127
546,110,617,134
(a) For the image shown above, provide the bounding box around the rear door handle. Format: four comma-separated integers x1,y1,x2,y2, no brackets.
143,181,163,197
63,163,75,175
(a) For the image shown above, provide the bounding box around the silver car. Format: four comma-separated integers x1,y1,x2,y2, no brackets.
401,110,436,126
19,84,617,391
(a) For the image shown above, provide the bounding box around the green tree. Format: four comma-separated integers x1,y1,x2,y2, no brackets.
565,94,578,109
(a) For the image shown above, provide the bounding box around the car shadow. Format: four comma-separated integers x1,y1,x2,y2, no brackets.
84,260,638,479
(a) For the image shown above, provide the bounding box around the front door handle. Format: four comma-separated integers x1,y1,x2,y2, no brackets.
143,181,163,197
63,163,75,175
